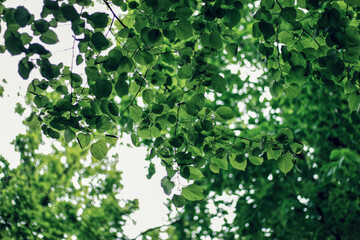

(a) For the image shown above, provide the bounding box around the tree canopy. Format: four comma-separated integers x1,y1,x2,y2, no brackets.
1,0,360,239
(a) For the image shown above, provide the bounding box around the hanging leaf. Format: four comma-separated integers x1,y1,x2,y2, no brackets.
182,184,204,201
40,30,59,45
172,194,186,207
277,152,293,174
216,106,234,120
90,140,108,160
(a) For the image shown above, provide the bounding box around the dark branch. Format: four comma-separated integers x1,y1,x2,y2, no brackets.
103,0,128,29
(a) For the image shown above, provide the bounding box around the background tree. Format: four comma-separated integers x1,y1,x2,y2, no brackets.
0,128,138,239
1,0,360,239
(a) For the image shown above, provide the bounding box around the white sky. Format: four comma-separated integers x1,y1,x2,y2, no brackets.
0,1,169,238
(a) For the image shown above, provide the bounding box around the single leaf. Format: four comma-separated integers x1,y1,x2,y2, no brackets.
225,43,238,57
211,157,228,170
281,7,297,22
348,92,360,112
91,32,110,51
209,32,222,49
14,6,31,27
90,140,108,160
77,133,91,148
211,74,227,93
129,106,142,123
277,152,293,174
40,30,59,45
216,106,234,120
249,155,263,165
225,9,241,29
172,194,186,208
134,50,154,65
175,20,193,40
182,184,204,201
96,115,112,133
229,154,247,170
188,167,204,180
178,65,192,79
161,176,175,195
142,89,155,104
64,128,76,143
267,147,282,160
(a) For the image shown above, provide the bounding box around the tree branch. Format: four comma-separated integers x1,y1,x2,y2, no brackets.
103,0,128,28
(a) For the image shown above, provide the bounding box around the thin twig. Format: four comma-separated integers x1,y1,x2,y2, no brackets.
119,71,147,118
103,0,128,28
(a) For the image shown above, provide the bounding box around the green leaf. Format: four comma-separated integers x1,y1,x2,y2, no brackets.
134,50,154,65
225,9,241,29
129,106,142,123
108,102,119,116
131,133,140,146
175,20,193,40
34,19,49,33
34,95,49,108
77,133,91,148
270,81,284,97
96,115,112,133
103,48,122,71
170,136,183,148
115,78,129,97
161,176,175,195
211,157,228,170
328,60,345,77
151,71,166,86
290,142,303,154
178,65,192,79
275,128,294,145
175,6,193,19
70,73,82,88
91,32,110,51
348,92,360,112
172,194,186,207
180,166,190,179
209,163,220,173
229,154,247,170
277,152,293,174
182,184,204,201
211,74,227,93
281,7,297,22
87,12,109,29
284,83,301,98
259,20,275,38
267,147,282,160
216,106,234,120
249,155,263,165
185,93,205,116
40,30,59,45
18,58,34,80
47,128,60,139
142,89,155,104
209,32,222,49
14,6,31,27
188,166,204,180
60,4,79,22
346,0,360,7
64,128,76,143
90,140,108,160
94,80,112,99
105,134,118,144
225,43,238,57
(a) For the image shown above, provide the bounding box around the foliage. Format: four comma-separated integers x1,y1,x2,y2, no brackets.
1,0,360,239
0,129,138,239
